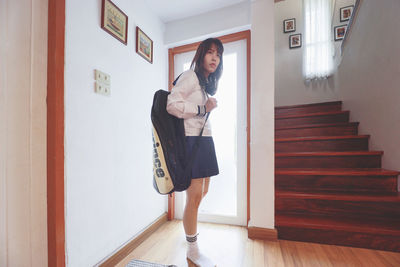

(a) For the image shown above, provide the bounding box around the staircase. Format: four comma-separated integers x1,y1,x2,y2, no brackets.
275,101,400,252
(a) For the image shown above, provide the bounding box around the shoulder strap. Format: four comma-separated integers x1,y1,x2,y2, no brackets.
172,73,183,86
198,112,210,137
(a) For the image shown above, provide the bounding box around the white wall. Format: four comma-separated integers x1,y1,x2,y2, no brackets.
164,1,251,47
249,0,275,229
274,0,355,106
0,0,48,266
64,0,167,266
336,0,400,173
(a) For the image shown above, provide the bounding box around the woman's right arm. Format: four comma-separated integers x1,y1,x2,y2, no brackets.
166,72,205,119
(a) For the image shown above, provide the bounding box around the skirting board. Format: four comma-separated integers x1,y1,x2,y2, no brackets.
99,212,168,267
248,227,278,241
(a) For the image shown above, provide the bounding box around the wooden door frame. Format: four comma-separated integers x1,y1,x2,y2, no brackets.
47,0,66,266
167,30,251,224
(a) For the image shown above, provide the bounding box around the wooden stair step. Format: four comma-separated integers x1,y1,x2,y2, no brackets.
275,111,350,128
276,151,383,168
276,214,400,237
276,214,400,252
275,122,358,130
276,168,399,193
276,190,400,201
276,168,400,176
275,191,400,221
275,122,359,138
274,101,400,253
275,110,348,120
275,101,342,117
275,135,369,152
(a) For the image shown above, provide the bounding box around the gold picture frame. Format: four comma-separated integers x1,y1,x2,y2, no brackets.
101,0,128,45
136,27,153,64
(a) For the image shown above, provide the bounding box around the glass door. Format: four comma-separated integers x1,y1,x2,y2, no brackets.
174,39,247,226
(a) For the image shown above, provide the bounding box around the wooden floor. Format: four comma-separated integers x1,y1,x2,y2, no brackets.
116,220,400,267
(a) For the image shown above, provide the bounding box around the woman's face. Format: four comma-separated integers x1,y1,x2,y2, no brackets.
202,43,221,78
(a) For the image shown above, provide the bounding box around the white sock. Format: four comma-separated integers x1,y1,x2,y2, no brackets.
186,233,215,267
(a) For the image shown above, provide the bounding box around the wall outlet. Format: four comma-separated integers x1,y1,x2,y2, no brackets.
95,69,111,85
103,84,111,96
95,81,111,96
94,69,111,96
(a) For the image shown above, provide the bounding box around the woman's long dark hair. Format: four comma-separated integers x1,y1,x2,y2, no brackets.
190,38,224,96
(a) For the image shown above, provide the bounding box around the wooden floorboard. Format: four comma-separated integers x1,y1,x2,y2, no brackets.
116,220,400,267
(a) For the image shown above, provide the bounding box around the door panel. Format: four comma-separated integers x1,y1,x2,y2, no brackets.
174,40,247,226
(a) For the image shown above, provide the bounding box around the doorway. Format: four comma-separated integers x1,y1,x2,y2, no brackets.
170,34,250,226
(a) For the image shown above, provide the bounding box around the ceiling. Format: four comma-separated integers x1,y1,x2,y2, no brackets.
145,0,248,23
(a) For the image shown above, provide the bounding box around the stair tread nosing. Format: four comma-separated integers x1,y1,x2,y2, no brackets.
276,168,400,176
275,122,359,130
276,214,400,235
275,101,342,110
276,191,400,202
276,135,370,142
275,110,349,120
276,151,384,157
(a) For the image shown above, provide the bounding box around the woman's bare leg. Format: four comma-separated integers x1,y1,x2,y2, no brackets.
183,177,210,235
183,177,215,266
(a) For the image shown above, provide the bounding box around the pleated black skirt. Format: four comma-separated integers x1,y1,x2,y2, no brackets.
185,136,219,179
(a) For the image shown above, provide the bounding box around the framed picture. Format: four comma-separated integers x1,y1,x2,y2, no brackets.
283,18,296,33
334,25,348,41
136,26,153,64
289,34,302,49
340,5,354,22
101,0,128,45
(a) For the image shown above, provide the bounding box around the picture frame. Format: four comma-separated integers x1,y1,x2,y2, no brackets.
334,25,348,41
340,5,354,22
283,18,296,33
101,0,128,45
289,34,302,49
136,26,153,64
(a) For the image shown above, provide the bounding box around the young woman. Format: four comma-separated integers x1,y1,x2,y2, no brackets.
166,38,224,267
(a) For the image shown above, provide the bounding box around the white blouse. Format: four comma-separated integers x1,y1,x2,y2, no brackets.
166,70,212,137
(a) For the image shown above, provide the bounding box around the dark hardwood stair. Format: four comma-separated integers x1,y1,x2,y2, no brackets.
275,111,350,128
274,101,400,252
276,122,359,138
275,135,369,152
276,151,383,168
276,214,400,252
276,168,399,193
276,191,400,221
275,101,342,117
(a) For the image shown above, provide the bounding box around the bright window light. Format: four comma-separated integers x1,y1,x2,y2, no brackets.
303,0,335,80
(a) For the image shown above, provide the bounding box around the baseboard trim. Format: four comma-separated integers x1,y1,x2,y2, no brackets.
248,227,278,241
99,212,168,267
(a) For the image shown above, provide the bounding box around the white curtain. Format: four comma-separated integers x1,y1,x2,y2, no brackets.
303,0,334,80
